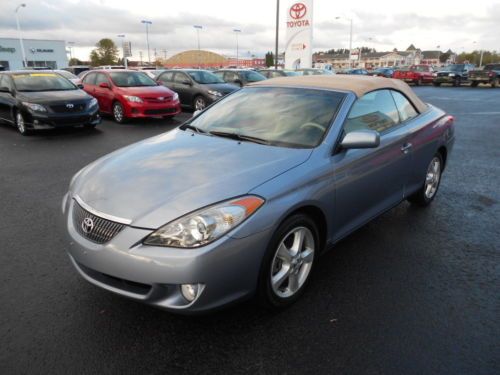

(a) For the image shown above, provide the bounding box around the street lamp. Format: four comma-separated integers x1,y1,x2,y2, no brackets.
67,41,75,61
193,25,203,68
117,34,127,68
473,41,484,68
233,29,241,67
141,20,152,64
335,16,353,68
15,3,27,68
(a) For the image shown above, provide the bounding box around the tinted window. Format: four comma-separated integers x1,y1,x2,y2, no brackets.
345,90,400,134
83,72,96,85
187,87,345,148
391,91,418,123
187,70,224,84
213,71,224,79
95,73,109,85
224,72,239,82
109,72,157,87
174,72,190,84
57,70,77,80
242,71,266,82
11,73,76,91
158,71,174,82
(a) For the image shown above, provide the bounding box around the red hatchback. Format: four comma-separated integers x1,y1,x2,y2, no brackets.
81,70,181,123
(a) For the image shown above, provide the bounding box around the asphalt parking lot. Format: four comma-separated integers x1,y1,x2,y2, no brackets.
1,86,499,375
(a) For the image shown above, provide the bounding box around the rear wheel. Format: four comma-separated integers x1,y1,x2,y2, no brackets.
491,77,498,88
193,95,207,111
15,110,31,136
453,77,461,87
112,102,126,123
408,153,443,207
258,214,318,309
470,81,479,87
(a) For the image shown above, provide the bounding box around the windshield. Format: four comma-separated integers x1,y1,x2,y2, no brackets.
484,64,500,70
57,70,78,80
185,87,345,148
12,73,77,91
187,70,225,84
109,72,157,87
242,71,266,82
445,64,464,72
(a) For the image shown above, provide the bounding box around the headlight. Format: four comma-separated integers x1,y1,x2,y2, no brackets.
22,102,47,112
88,98,98,108
172,92,179,101
448,73,456,77
123,95,143,103
143,196,265,248
207,90,223,97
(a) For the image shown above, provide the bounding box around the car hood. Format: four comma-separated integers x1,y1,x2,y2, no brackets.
115,85,174,97
71,129,312,229
17,89,91,103
202,83,239,94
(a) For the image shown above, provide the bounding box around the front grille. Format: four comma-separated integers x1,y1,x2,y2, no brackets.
53,116,90,126
51,103,87,113
437,72,451,77
144,108,176,115
72,201,124,244
144,96,172,103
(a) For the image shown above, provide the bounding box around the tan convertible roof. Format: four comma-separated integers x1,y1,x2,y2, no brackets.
250,75,428,113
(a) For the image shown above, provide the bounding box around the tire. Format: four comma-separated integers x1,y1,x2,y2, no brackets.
491,78,498,88
433,82,441,87
453,77,461,87
15,110,31,136
408,153,443,207
470,81,479,87
415,78,422,86
112,101,127,123
193,95,207,111
257,214,319,309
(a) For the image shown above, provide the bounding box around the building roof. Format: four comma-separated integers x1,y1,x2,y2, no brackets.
249,75,428,113
422,50,441,59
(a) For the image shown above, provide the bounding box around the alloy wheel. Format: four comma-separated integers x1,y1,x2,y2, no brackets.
270,226,315,298
194,97,206,111
113,103,124,122
425,157,441,199
16,112,26,134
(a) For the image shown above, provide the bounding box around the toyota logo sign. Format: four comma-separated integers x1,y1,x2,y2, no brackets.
290,3,307,19
66,103,74,109
81,217,94,234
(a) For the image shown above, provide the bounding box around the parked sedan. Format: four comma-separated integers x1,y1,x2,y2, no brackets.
369,67,395,78
63,75,454,313
81,70,181,123
157,69,239,110
0,71,100,135
213,69,266,87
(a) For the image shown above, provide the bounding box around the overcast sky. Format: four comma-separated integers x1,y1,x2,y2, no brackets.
1,0,499,61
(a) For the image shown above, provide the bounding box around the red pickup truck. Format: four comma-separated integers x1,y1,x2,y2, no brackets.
393,65,435,85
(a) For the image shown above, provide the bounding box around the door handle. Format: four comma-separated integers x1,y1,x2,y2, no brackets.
401,143,413,154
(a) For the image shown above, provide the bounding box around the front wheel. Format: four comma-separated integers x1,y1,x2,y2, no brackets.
15,110,31,136
470,81,479,87
491,78,498,88
112,102,127,123
433,82,441,87
453,77,461,87
193,96,207,111
408,153,443,207
258,214,318,309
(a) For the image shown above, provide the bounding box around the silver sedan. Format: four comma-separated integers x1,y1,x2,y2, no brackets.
63,75,455,313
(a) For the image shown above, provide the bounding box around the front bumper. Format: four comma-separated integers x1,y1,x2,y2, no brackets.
124,100,182,118
434,76,459,84
25,107,101,129
64,196,271,313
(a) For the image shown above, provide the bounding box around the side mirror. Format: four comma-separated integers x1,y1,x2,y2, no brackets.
340,130,380,149
77,84,84,89
192,110,202,117
0,86,10,93
181,79,192,86
99,82,110,89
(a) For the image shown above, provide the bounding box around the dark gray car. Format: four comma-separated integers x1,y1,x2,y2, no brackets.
213,69,267,87
157,69,238,110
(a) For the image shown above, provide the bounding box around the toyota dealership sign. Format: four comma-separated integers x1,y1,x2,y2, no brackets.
285,0,313,69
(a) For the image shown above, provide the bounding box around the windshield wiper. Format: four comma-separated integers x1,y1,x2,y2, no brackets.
209,130,271,145
182,124,207,134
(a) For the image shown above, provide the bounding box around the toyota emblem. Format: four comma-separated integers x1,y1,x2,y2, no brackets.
290,3,307,19
66,103,74,109
158,97,164,101
81,217,94,234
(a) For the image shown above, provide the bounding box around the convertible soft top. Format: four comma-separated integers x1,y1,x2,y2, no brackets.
250,74,428,113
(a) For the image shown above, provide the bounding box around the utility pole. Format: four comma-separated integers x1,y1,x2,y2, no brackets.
275,0,279,69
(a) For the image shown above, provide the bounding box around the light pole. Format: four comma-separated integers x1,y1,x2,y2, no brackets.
117,34,127,68
275,0,280,69
141,20,152,64
472,41,483,67
15,3,27,68
233,29,241,67
67,41,75,61
335,16,353,68
193,25,203,68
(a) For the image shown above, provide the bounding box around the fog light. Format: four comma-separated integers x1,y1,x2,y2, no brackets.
181,283,201,302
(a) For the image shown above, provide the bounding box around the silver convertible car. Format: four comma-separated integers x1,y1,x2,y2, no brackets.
63,75,455,313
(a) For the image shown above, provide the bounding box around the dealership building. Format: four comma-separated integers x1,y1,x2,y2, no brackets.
0,37,68,71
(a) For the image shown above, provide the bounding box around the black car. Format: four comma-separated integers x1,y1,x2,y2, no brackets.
468,63,500,88
259,69,300,78
342,68,369,75
369,67,395,78
157,69,239,110
0,71,100,135
213,69,266,87
433,63,475,87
